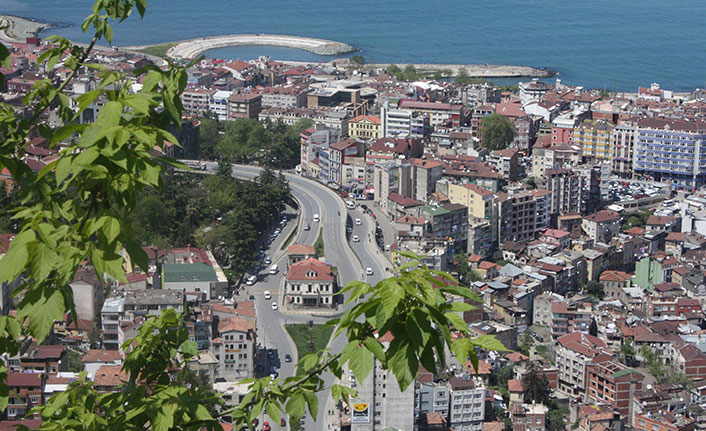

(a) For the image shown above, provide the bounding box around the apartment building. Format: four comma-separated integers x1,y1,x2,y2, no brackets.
374,160,413,216
348,335,414,431
254,85,308,108
398,99,465,128
181,88,215,116
381,102,430,138
448,377,487,431
447,182,498,250
284,258,337,308
611,122,638,178
586,360,644,418
227,92,262,120
416,372,450,418
550,301,592,339
411,159,443,203
582,210,621,244
555,332,610,399
511,403,548,431
634,118,706,190
498,189,537,243
573,119,613,162
328,138,360,187
211,316,256,380
519,79,553,105
634,411,695,431
542,169,585,216
208,90,231,121
419,203,469,251
6,372,44,420
487,148,519,181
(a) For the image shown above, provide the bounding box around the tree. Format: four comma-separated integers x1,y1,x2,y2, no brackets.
620,338,636,366
350,55,366,66
198,114,221,159
453,253,481,284
585,280,604,300
386,64,401,77
519,330,534,356
521,363,551,404
526,177,537,189
481,114,516,151
0,3,507,429
432,70,443,81
547,407,569,431
456,68,472,85
622,209,652,230
402,64,418,81
66,350,84,373
589,318,598,337
641,345,665,382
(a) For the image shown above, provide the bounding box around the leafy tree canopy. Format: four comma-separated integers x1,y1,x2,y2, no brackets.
481,114,516,151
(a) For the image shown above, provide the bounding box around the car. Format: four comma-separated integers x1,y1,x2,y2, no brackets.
366,267,373,276
263,421,271,431
355,218,362,225
246,275,257,285
270,366,277,374
280,418,286,426
361,204,368,210
272,302,278,310
264,291,271,300
285,354,292,362
352,235,359,242
304,223,311,231
313,213,320,222
385,244,391,251
536,335,544,342
249,295,255,300
345,200,355,209
264,257,271,264
269,264,278,274
346,226,353,233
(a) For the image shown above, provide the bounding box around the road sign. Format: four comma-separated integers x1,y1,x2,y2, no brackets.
351,403,370,424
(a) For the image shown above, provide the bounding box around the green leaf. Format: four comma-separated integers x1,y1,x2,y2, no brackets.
444,312,469,332
0,230,34,283
103,216,121,244
285,393,306,419
180,340,198,359
349,346,374,383
451,337,472,363
448,302,476,312
303,390,318,418
266,401,281,422
363,337,385,363
153,403,176,431
472,334,511,352
96,101,123,127
387,338,417,391
19,288,65,343
29,242,58,282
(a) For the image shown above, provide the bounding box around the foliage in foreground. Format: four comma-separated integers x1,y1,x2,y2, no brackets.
0,1,508,429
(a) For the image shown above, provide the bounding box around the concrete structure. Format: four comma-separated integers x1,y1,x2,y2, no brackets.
208,90,231,121
487,148,519,181
586,360,643,418
574,119,614,161
582,210,621,244
412,159,443,203
381,102,430,138
555,332,609,398
519,79,553,104
162,262,227,301
542,168,585,216
511,403,548,431
611,122,638,177
551,301,592,339
448,377,487,431
284,258,336,307
634,118,706,190
348,115,381,141
70,269,103,321
634,411,695,431
397,100,464,128
227,92,261,120
348,335,414,431
181,87,215,116
374,160,413,216
211,316,256,380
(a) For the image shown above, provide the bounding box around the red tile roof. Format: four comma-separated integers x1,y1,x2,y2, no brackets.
218,316,255,333
82,349,123,363
288,244,316,255
584,210,620,223
94,365,128,387
286,258,335,282
6,372,43,388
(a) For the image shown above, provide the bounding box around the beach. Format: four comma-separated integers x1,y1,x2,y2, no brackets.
0,15,49,43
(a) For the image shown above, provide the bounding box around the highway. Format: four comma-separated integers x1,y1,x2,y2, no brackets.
226,164,390,431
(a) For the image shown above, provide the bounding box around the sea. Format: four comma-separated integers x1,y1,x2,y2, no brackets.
1,0,705,91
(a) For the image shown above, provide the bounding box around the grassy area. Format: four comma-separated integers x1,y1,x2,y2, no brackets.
281,226,297,250
284,323,334,361
314,227,324,256
137,42,177,58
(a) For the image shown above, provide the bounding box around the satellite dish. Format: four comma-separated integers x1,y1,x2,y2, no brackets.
646,384,652,390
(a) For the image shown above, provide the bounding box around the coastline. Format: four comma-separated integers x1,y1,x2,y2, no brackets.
0,15,50,43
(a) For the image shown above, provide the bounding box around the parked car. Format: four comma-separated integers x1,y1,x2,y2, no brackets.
304,223,311,231
285,354,292,362
264,257,271,264
352,235,359,242
355,218,362,225
280,418,286,426
246,275,257,285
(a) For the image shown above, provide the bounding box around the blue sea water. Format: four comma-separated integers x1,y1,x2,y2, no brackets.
1,0,705,91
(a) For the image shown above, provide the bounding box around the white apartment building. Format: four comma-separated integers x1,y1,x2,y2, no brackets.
555,332,609,399
211,316,256,381
284,258,337,307
448,377,487,431
208,90,232,121
381,102,429,138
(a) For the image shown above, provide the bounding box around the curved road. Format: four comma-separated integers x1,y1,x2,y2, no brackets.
228,165,389,431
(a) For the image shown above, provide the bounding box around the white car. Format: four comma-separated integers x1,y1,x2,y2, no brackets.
352,235,359,242
271,302,278,310
366,267,373,276
304,223,311,231
264,257,271,264
345,201,355,209
355,218,362,225
246,275,257,285
264,291,271,300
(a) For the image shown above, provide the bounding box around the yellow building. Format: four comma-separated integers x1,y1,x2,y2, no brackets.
447,182,497,220
573,119,614,161
348,115,381,140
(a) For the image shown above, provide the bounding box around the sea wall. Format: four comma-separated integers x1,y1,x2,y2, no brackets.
124,34,357,59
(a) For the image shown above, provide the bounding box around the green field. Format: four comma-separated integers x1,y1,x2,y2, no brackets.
284,323,334,361
137,43,177,58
